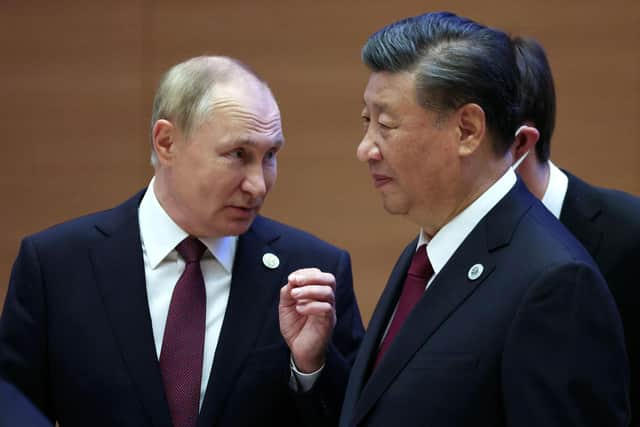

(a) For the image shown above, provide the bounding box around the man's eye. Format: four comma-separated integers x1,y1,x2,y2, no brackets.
231,149,244,159
265,150,277,160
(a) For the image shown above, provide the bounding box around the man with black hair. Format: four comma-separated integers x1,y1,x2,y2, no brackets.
511,35,639,426
290,11,630,426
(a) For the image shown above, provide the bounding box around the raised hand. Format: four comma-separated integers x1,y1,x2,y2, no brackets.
279,268,337,373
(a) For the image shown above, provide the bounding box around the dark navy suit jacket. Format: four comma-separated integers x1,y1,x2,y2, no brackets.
0,378,51,427
560,172,640,425
340,181,630,427
0,189,364,427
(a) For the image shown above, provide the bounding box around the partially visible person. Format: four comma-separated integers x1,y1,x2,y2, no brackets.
0,378,52,427
288,11,629,426
0,55,364,427
510,35,639,425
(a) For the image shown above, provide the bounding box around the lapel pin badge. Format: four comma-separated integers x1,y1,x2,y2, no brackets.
262,252,280,269
467,263,484,281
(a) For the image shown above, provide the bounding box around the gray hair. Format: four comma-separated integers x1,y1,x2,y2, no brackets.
362,12,520,154
149,56,263,166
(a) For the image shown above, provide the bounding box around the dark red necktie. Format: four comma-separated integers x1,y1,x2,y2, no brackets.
374,244,432,367
160,236,207,427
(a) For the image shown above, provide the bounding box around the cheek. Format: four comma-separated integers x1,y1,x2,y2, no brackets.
396,139,446,191
193,164,238,198
262,163,278,189
392,143,427,180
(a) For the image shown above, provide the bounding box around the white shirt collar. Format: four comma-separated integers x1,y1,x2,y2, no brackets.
417,168,517,276
138,177,237,272
540,161,569,219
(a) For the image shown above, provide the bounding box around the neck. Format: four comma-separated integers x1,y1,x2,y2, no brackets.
422,158,511,238
516,155,550,200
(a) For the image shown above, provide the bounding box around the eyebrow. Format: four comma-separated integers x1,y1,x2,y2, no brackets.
362,98,391,113
271,137,285,147
234,136,285,148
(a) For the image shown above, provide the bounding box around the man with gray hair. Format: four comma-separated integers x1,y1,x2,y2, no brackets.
295,11,629,427
0,55,364,427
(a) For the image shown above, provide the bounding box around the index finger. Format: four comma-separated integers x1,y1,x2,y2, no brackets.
288,269,336,290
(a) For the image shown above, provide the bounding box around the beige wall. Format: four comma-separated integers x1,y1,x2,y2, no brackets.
1,0,638,323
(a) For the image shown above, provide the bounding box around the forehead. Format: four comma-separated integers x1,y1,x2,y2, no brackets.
206,81,284,143
213,80,280,117
363,71,418,112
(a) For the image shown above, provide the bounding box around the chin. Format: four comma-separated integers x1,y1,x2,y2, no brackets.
225,218,256,236
197,218,253,238
381,196,409,216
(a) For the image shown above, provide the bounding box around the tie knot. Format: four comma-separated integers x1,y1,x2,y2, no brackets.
176,237,207,263
408,245,432,278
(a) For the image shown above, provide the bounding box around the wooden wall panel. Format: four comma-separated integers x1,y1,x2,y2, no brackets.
1,0,638,323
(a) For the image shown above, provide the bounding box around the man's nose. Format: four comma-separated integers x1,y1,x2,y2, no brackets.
242,165,267,199
356,131,382,162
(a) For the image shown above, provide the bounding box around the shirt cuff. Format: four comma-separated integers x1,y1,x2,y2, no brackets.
289,356,324,392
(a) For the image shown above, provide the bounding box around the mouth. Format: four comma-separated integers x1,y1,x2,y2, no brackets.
371,174,392,188
227,205,260,217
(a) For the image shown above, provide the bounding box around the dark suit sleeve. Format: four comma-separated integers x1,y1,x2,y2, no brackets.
293,250,365,427
0,238,53,421
0,378,52,427
502,262,630,426
605,237,640,425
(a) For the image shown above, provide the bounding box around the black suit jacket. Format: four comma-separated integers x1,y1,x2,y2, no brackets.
340,181,629,427
0,378,51,427
560,171,640,425
0,189,364,427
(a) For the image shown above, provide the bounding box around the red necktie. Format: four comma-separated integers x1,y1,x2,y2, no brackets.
160,236,207,427
375,244,432,367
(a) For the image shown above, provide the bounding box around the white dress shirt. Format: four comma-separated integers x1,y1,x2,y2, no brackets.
138,177,237,409
540,161,569,219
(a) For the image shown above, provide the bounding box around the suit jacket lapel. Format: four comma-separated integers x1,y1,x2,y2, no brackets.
197,217,287,427
90,190,172,427
342,240,416,425
351,181,535,425
352,234,495,425
560,172,603,257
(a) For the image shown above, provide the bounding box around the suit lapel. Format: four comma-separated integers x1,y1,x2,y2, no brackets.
560,172,603,257
351,181,535,426
352,233,495,425
197,217,287,427
90,191,172,427
342,240,416,424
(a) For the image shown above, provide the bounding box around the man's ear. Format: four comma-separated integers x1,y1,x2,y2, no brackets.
152,119,177,165
456,103,485,157
512,124,540,161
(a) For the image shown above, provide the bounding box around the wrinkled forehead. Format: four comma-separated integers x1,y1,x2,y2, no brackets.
204,80,284,145
212,79,281,121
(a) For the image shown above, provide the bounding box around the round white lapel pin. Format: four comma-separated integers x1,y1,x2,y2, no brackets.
262,253,280,269
467,263,484,281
